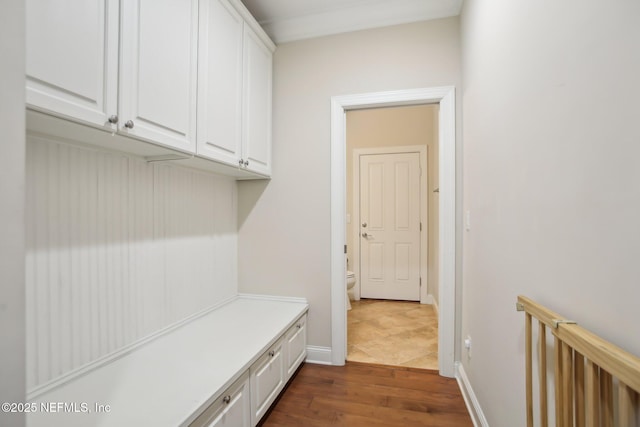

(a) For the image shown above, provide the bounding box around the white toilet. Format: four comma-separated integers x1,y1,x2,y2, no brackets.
346,270,356,310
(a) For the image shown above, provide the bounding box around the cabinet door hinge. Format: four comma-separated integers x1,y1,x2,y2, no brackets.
420,222,422,231
344,245,347,254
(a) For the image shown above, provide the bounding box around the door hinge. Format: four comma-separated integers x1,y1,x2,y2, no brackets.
420,277,422,287
344,245,347,254
420,222,422,231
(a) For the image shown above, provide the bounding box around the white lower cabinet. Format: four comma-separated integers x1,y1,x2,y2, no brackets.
250,339,285,426
190,372,250,427
285,315,307,378
190,313,306,427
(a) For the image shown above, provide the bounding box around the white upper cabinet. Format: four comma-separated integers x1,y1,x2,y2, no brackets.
26,0,273,177
242,25,273,177
198,0,274,177
119,0,198,152
26,0,198,153
26,0,119,128
197,0,244,167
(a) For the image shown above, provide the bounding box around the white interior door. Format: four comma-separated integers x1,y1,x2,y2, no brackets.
360,152,421,301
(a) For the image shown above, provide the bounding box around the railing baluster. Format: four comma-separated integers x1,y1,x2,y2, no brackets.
618,381,636,427
574,351,585,427
586,360,600,427
526,312,533,427
539,321,548,427
562,342,574,427
555,336,565,427
600,370,613,427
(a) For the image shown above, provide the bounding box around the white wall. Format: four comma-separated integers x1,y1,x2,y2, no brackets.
238,18,461,350
461,0,640,425
345,105,440,302
0,0,26,425
25,138,238,392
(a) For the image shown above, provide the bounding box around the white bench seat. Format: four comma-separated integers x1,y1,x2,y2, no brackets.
27,296,309,427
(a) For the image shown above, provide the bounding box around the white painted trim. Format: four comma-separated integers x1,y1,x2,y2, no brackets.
429,294,440,317
351,145,428,304
456,362,490,427
331,86,456,376
237,293,308,305
305,346,333,365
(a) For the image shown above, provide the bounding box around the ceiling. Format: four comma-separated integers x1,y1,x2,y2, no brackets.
240,0,463,44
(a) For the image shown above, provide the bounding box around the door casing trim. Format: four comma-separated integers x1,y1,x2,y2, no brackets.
330,86,456,377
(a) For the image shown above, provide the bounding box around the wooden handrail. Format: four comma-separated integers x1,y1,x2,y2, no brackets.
517,295,640,393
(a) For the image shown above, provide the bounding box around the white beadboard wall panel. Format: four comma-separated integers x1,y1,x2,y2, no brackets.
25,137,238,391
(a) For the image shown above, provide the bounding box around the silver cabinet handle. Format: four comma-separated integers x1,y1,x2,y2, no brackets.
268,350,275,357
222,395,231,404
244,160,249,167
124,120,134,129
362,222,367,228
362,232,373,238
296,323,302,329
239,159,244,166
108,115,118,124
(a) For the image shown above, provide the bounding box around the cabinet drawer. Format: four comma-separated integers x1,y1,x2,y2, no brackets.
190,372,250,427
250,339,284,425
285,315,307,379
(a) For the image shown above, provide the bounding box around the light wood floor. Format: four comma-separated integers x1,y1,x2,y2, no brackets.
258,362,472,426
348,299,438,369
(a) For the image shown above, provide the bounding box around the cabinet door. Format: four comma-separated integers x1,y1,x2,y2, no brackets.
119,0,198,152
250,340,284,426
197,0,244,166
242,25,273,177
285,315,307,379
26,0,119,129
190,373,250,427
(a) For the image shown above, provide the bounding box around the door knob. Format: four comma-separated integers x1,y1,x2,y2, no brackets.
362,232,373,238
362,222,367,228
108,115,118,124
124,120,134,129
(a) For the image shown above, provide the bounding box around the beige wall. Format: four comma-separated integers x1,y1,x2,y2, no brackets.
238,18,461,349
0,0,26,425
461,0,640,424
345,105,440,303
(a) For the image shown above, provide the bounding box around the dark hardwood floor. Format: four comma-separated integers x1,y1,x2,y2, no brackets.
258,362,473,426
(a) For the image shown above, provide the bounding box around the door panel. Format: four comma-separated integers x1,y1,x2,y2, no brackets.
119,0,198,152
26,0,119,128
242,25,272,176
197,0,244,165
360,152,421,301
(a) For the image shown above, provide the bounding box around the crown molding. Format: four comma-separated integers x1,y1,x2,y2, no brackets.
259,0,463,44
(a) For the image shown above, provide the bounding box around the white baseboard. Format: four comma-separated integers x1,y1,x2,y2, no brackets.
305,346,333,365
455,362,489,427
422,294,439,317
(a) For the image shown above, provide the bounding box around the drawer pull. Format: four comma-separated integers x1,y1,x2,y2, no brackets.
268,350,275,357
222,395,231,405
296,323,302,329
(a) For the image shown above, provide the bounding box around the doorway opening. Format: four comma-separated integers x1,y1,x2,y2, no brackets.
330,87,456,377
345,105,438,368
